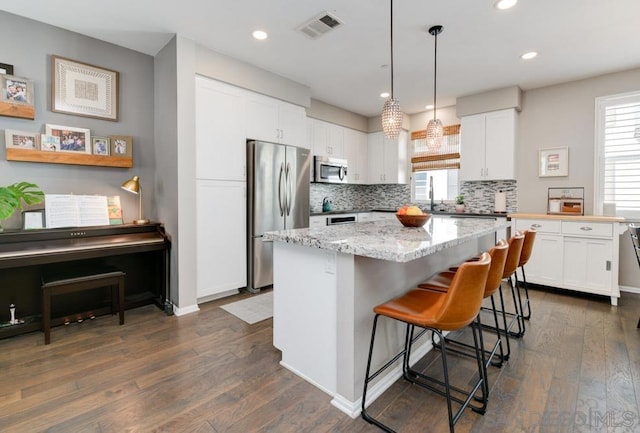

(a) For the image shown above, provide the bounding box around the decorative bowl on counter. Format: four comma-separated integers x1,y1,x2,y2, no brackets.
396,213,431,227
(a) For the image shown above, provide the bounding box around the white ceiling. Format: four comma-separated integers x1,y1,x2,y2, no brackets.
3,0,640,117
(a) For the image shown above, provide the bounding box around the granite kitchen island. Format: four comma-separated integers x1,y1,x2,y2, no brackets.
264,215,510,418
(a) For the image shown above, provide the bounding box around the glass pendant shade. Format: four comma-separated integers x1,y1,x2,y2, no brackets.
382,97,403,139
426,118,444,150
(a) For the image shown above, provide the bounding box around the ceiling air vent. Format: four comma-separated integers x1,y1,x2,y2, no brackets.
297,12,343,39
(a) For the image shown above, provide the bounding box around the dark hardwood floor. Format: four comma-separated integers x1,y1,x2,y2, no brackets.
0,285,638,432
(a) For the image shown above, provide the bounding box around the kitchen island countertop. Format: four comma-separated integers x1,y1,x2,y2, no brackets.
265,215,509,263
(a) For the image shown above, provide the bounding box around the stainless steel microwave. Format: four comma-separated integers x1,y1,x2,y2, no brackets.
314,156,348,183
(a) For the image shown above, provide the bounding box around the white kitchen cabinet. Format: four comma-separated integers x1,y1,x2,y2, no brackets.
369,211,397,221
367,130,408,184
512,216,624,305
344,128,368,184
310,118,345,158
196,180,246,300
245,92,306,146
195,76,246,181
460,108,516,181
563,236,613,294
310,215,327,228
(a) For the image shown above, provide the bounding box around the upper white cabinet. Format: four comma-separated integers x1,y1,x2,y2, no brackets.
195,76,246,181
245,92,306,146
460,108,516,181
344,128,368,184
367,130,408,184
309,118,345,158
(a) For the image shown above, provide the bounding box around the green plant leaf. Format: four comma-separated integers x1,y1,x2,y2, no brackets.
0,182,44,221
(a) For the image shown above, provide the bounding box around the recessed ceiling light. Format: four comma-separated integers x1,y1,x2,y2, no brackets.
494,0,517,10
425,104,434,110
521,51,538,60
380,92,390,98
252,30,268,40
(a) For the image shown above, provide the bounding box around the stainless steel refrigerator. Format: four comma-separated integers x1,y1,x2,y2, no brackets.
247,139,310,293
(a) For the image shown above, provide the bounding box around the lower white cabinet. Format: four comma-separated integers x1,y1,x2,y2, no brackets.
309,215,327,228
196,180,246,300
513,217,624,305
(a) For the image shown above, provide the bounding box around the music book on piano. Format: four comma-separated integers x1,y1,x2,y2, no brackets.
44,194,110,228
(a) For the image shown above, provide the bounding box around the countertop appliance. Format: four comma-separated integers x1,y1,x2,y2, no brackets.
247,139,310,293
547,187,584,215
314,156,348,184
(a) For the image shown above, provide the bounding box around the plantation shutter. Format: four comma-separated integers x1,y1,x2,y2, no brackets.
600,94,640,216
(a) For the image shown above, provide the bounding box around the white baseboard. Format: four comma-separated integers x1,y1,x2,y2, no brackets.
173,304,200,316
620,285,640,295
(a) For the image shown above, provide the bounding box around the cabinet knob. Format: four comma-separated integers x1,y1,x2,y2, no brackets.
580,226,593,231
531,224,542,228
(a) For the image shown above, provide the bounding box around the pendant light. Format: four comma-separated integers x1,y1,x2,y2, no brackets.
381,0,402,139
426,25,444,151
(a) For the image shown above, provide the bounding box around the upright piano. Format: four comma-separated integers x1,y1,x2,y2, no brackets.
0,223,171,339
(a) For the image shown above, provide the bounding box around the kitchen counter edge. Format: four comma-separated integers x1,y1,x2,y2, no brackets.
508,213,625,223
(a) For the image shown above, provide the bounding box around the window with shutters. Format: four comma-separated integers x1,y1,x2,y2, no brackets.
595,92,640,219
411,125,460,202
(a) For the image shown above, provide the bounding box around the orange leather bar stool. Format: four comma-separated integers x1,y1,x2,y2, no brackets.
361,253,491,433
418,239,510,370
514,229,536,320
491,232,526,343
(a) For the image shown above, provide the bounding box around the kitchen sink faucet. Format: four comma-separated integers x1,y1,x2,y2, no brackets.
429,176,434,212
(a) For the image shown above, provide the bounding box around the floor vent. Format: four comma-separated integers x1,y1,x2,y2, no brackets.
297,12,343,39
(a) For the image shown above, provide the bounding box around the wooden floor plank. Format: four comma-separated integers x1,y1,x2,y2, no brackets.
0,288,638,432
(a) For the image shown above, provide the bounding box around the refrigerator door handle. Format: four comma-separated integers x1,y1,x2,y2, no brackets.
278,162,285,216
285,162,292,216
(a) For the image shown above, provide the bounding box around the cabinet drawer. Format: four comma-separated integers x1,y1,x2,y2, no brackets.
562,221,612,237
514,219,561,234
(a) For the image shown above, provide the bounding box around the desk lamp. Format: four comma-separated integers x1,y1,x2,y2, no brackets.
121,175,149,224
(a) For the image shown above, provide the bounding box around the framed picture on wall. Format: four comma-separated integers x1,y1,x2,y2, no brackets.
92,136,110,155
51,55,119,121
539,147,569,177
45,124,91,154
109,135,132,157
5,129,40,149
0,74,35,119
0,63,14,75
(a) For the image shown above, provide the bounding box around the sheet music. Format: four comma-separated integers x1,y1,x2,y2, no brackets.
45,194,110,228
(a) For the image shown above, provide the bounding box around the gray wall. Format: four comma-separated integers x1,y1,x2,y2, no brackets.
516,67,640,289
153,37,180,307
0,11,155,229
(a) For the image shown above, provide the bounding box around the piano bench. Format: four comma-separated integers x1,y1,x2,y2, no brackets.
41,266,126,345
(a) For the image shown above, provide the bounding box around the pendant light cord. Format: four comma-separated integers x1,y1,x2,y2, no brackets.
432,28,437,121
390,0,394,99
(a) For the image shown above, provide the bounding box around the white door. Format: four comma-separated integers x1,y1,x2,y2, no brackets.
367,132,385,184
459,113,486,181
196,180,246,299
525,234,563,286
195,77,246,181
245,93,279,143
278,102,306,146
344,128,368,184
484,109,516,180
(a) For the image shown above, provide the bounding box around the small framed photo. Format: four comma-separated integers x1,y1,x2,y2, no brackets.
40,134,60,151
52,55,119,121
539,147,569,177
110,135,132,157
0,63,14,75
23,209,45,230
45,124,91,154
5,129,39,149
92,136,110,155
0,74,35,119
